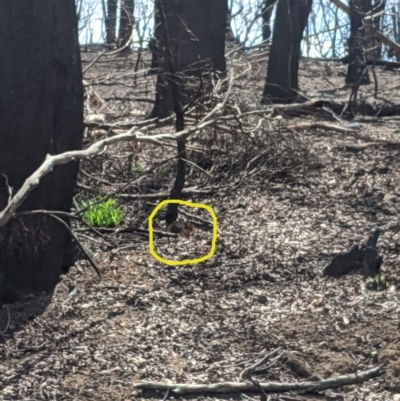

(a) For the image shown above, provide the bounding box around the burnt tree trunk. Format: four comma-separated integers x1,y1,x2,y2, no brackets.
149,37,159,74
118,0,135,52
151,0,226,224
151,0,227,119
390,4,400,60
0,0,83,301
105,0,118,45
346,0,372,85
262,0,313,103
165,116,186,225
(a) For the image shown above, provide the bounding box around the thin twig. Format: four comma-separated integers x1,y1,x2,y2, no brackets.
160,389,170,401
1,174,12,205
82,50,107,75
0,306,11,339
240,348,282,381
248,376,267,401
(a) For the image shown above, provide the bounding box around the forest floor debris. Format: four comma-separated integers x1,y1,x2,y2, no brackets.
0,47,400,401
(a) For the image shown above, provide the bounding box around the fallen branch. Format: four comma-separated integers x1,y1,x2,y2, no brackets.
345,142,380,151
344,140,400,151
272,98,400,117
287,122,359,133
133,367,382,395
76,183,214,198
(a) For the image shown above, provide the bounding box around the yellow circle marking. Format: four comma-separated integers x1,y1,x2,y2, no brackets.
148,199,218,266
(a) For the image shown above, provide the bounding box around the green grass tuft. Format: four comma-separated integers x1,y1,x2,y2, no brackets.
74,197,123,228
135,161,146,173
366,274,390,291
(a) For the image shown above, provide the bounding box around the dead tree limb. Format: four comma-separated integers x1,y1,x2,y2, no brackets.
133,367,382,395
287,122,359,133
271,98,400,117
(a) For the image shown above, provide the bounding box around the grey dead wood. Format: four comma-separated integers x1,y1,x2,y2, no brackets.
133,367,382,395
240,349,283,381
287,122,359,134
271,98,400,117
345,141,400,152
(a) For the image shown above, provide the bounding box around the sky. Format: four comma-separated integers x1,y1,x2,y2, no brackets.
77,0,269,47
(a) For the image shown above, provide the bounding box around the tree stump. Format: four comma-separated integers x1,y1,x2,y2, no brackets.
323,230,382,277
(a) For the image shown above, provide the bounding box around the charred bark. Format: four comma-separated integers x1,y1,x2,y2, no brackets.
149,3,162,75
165,116,186,225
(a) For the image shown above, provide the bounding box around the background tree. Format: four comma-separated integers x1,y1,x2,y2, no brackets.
0,0,83,301
149,1,162,74
151,0,227,119
118,0,135,50
103,0,118,45
263,0,313,103
150,0,227,224
76,0,99,39
346,0,373,85
261,0,276,44
366,0,387,60
226,0,242,45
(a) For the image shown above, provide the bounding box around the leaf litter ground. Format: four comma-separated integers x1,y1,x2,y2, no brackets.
0,47,400,400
